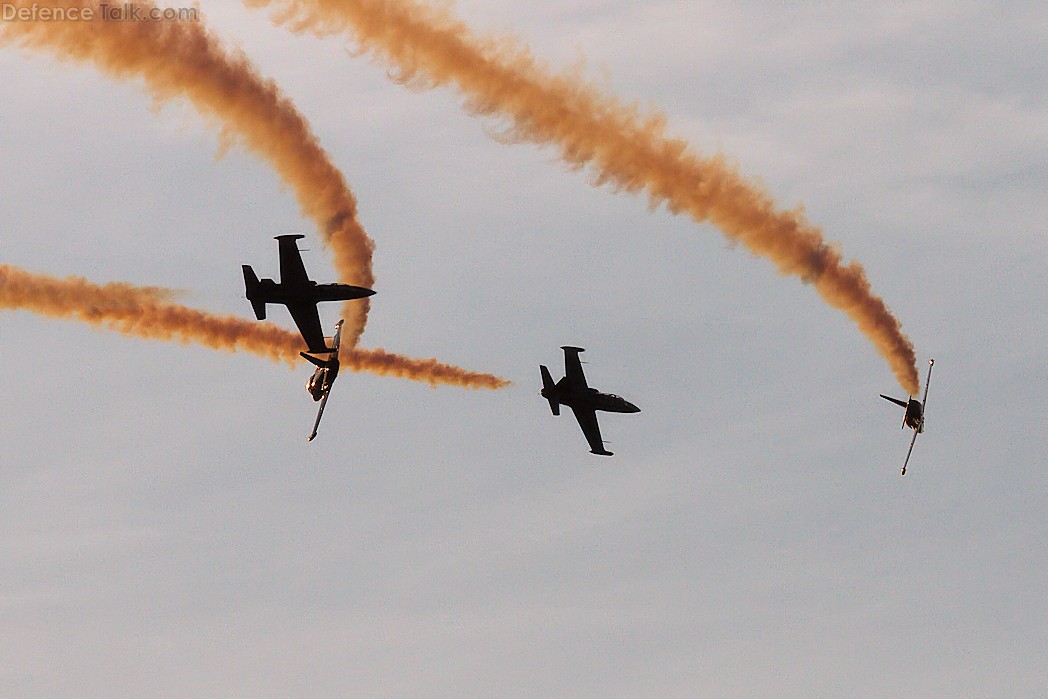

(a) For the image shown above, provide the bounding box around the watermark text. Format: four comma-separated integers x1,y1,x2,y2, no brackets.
2,3,199,22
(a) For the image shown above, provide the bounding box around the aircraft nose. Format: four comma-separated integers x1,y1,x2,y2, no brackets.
625,401,640,413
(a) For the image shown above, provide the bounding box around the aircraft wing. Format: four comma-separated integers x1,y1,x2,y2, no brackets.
900,427,919,475
921,359,934,412
330,318,343,353
286,301,329,354
562,347,588,389
570,406,612,456
307,386,332,442
277,234,310,286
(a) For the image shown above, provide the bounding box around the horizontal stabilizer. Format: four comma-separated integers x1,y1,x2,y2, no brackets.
300,352,333,368
590,448,614,456
879,394,909,409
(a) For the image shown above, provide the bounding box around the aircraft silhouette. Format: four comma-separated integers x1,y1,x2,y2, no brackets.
880,358,935,475
302,319,344,442
243,234,374,353
540,346,640,456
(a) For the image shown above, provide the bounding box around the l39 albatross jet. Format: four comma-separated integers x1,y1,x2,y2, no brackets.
243,234,374,353
302,319,344,442
880,358,935,476
540,346,640,456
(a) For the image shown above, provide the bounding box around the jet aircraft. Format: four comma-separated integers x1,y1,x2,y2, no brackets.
880,358,935,475
302,319,344,442
540,346,640,456
243,234,374,353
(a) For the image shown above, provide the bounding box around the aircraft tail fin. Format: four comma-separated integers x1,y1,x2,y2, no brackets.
242,265,267,320
540,365,560,416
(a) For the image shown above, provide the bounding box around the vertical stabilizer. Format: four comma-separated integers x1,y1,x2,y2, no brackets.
540,365,560,415
242,265,267,320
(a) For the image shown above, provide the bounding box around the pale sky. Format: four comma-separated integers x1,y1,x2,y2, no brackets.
1,1,1045,697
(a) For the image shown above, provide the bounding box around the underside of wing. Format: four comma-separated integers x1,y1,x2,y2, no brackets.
307,388,331,442
571,406,611,456
921,359,934,413
331,319,343,353
901,428,919,475
277,235,310,286
287,302,328,353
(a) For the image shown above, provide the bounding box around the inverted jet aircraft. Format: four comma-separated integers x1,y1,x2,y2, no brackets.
302,319,344,442
880,358,935,475
540,346,640,456
243,234,374,353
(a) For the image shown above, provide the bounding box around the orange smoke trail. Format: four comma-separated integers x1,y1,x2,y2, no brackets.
0,0,375,347
249,0,919,394
0,265,508,389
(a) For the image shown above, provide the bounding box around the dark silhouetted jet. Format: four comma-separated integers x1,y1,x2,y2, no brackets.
880,358,935,475
243,234,374,353
540,346,640,456
302,319,343,442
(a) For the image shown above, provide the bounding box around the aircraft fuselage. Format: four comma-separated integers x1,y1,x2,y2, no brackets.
879,393,925,432
904,398,924,432
306,367,333,401
303,319,344,442
249,277,374,307
541,386,640,415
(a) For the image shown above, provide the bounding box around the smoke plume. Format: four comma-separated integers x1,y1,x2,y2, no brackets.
0,265,508,389
0,0,376,347
248,0,920,394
